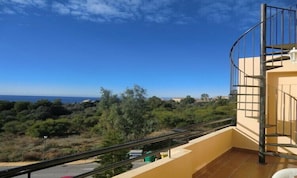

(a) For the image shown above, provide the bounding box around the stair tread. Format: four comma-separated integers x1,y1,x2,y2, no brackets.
245,116,259,119
245,75,263,79
266,65,283,70
266,50,289,55
236,93,260,96
264,151,297,160
266,143,297,148
265,56,290,63
266,44,295,50
237,108,259,111
233,84,260,88
265,124,276,128
265,133,290,137
236,102,260,104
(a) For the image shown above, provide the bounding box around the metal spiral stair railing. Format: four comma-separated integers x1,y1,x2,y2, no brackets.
265,85,297,159
230,20,262,119
230,4,297,159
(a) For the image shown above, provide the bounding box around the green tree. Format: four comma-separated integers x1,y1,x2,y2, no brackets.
119,85,150,140
32,99,52,109
153,109,181,128
180,95,196,105
14,101,31,112
201,93,209,101
98,88,119,112
147,96,163,110
161,99,177,111
0,100,14,111
50,100,70,116
16,110,31,122
33,106,52,120
94,131,131,178
97,88,120,133
94,88,131,178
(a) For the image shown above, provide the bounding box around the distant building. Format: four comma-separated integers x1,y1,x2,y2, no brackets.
171,98,182,102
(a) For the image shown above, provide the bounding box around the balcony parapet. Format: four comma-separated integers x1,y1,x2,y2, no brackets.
115,126,237,178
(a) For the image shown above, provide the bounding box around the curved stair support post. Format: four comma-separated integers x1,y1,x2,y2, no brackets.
259,3,267,164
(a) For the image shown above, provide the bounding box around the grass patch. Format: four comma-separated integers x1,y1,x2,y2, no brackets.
0,134,103,161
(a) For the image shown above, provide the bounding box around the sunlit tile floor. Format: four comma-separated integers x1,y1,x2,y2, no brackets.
193,148,297,178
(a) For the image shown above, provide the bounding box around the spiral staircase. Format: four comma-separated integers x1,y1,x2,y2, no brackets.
230,4,297,163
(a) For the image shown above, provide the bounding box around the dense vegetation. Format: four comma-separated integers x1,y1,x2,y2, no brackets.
0,85,235,164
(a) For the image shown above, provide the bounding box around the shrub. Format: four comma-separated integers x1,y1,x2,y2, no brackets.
14,102,31,112
27,118,72,137
0,152,8,162
23,151,42,161
2,121,26,135
0,101,14,111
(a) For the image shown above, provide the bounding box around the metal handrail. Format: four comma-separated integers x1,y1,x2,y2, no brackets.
229,4,296,69
0,118,234,178
229,4,296,92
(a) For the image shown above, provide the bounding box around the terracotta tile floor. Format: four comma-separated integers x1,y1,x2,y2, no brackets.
193,148,297,178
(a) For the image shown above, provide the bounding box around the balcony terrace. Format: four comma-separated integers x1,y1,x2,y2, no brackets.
115,127,297,178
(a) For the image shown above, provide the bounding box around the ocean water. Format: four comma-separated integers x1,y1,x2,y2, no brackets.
0,95,99,104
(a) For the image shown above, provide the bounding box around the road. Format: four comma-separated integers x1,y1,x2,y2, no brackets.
0,160,147,178
0,162,97,178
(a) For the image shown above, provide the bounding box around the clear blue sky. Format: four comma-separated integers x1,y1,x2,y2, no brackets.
0,0,294,98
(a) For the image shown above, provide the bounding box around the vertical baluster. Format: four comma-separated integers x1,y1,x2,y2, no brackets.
281,10,285,66
275,9,278,44
290,94,292,144
252,30,256,118
275,87,278,134
269,7,272,46
293,98,297,144
288,9,290,50
295,5,297,45
283,91,286,135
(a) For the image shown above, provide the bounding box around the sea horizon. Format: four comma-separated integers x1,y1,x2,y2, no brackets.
0,94,99,104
